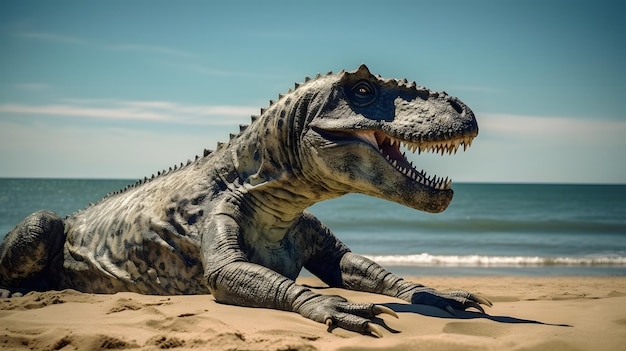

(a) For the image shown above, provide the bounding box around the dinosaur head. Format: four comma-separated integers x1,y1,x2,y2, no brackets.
301,64,478,213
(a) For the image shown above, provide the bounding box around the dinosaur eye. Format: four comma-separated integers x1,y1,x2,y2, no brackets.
349,81,377,106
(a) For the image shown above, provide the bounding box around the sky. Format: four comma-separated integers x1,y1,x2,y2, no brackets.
0,0,624,183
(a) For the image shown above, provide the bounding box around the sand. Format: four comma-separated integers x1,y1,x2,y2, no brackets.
1,276,625,351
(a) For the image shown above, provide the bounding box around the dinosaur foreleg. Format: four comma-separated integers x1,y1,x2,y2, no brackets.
207,261,393,337
202,213,393,337
338,252,492,314
0,210,65,294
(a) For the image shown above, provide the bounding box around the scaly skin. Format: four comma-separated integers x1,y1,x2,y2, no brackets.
0,65,490,337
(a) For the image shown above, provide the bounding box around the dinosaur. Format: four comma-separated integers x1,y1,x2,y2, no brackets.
0,64,490,337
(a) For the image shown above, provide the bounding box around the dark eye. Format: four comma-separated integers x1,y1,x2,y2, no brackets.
355,85,371,96
349,81,377,106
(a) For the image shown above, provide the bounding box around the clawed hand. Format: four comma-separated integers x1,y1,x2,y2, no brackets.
299,289,492,337
410,287,493,315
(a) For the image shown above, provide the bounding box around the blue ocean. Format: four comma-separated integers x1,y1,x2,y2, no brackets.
1,179,624,276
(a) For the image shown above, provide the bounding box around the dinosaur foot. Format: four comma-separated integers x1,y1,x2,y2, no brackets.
299,295,398,338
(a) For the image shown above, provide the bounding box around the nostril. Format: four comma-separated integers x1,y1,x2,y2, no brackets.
450,98,464,114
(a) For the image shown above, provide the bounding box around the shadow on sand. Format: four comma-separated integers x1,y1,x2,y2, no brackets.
382,302,572,327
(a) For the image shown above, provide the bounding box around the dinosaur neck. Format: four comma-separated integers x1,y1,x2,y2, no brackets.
231,89,345,241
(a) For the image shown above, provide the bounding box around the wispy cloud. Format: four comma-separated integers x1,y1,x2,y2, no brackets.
13,83,51,91
14,31,88,45
14,30,196,59
0,100,259,126
479,113,626,145
104,44,197,59
13,29,267,81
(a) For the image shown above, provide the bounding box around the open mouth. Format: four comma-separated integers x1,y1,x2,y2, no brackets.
351,130,475,190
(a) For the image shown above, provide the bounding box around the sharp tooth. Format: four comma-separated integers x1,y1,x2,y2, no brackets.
357,132,377,147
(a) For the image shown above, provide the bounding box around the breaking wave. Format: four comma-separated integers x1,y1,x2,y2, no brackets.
364,253,626,267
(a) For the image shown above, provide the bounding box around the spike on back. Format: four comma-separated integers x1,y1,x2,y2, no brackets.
239,124,248,132
203,149,212,157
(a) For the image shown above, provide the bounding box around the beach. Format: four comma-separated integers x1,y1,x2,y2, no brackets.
1,181,624,349
1,276,624,351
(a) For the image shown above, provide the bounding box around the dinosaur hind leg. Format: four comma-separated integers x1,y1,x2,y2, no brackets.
0,210,65,293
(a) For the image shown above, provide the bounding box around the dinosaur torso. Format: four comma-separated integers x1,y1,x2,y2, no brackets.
59,76,346,293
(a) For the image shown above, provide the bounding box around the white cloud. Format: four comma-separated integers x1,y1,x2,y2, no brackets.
13,83,51,91
479,113,626,145
0,120,228,178
105,44,197,59
0,100,259,126
15,30,197,61
14,31,88,45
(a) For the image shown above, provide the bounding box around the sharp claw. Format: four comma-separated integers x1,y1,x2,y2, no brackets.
445,305,456,316
372,305,399,319
474,295,493,307
366,322,384,338
467,301,486,314
325,318,333,328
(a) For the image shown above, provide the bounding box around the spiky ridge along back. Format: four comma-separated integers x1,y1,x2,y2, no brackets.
71,70,343,216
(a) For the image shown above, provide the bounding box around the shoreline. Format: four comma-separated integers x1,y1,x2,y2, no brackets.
1,276,625,350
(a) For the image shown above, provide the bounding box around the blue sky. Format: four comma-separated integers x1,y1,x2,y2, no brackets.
0,0,624,183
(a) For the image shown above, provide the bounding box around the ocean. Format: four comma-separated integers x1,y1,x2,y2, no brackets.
1,179,625,276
